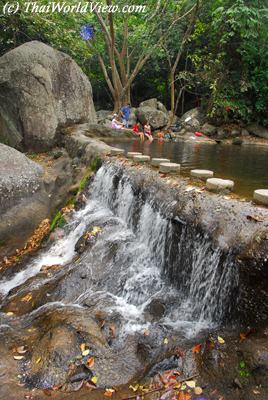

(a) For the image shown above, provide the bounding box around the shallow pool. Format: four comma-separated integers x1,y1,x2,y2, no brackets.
106,138,268,199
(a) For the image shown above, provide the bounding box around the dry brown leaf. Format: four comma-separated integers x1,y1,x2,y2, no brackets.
87,357,95,368
21,293,32,303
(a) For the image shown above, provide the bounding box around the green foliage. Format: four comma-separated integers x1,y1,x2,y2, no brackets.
190,0,268,125
1,0,267,124
50,211,65,232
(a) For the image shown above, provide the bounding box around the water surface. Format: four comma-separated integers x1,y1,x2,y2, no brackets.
107,139,268,199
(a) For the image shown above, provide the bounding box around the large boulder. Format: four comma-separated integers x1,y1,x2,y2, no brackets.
0,144,75,257
180,107,203,131
136,106,168,130
0,41,97,151
246,123,268,139
139,98,158,109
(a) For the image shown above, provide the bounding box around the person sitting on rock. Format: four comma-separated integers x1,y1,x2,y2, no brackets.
144,122,153,142
111,114,124,129
132,123,144,141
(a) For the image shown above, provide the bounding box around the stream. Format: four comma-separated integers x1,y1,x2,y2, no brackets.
0,161,257,398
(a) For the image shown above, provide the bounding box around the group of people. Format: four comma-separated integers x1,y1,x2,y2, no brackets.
111,104,153,142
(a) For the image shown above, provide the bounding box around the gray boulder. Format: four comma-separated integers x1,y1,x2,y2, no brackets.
0,144,73,258
201,123,217,136
246,124,268,139
0,41,97,151
139,98,158,109
96,110,113,125
136,106,168,130
157,101,168,114
180,107,203,130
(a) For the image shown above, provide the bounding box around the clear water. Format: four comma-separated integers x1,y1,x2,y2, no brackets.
0,163,238,339
106,139,268,199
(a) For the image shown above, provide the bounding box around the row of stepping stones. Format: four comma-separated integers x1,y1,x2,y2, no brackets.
109,148,268,206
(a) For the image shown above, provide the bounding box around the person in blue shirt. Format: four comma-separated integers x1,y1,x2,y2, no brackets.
120,104,131,128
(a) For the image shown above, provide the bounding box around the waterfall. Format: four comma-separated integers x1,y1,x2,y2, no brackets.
0,161,239,338
89,163,239,329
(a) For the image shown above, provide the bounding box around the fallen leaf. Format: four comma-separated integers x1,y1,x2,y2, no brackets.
80,343,86,352
178,392,191,400
82,349,90,356
13,355,24,360
21,293,32,302
163,338,169,344
104,388,115,397
129,384,139,392
192,344,202,353
185,380,196,388
91,376,98,385
43,389,52,396
194,386,203,395
36,357,41,364
87,357,95,368
144,329,150,336
253,389,261,395
217,336,225,344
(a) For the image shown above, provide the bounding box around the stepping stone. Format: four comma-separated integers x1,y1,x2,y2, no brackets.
151,158,170,167
133,155,150,163
127,152,142,158
159,162,181,173
110,148,125,155
191,169,214,179
253,189,268,206
206,178,234,192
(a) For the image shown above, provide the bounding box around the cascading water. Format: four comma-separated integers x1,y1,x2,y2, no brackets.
0,162,238,338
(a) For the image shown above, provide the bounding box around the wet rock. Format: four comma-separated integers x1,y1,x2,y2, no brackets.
151,158,170,167
0,41,96,151
145,298,166,320
75,193,87,211
201,123,217,136
127,152,142,159
240,338,268,377
74,229,99,255
133,155,150,163
232,137,243,145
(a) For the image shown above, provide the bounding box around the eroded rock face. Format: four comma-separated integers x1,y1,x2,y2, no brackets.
0,41,97,151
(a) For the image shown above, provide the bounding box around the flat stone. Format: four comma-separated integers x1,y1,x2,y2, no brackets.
206,178,234,192
159,162,181,173
127,152,142,158
254,189,268,206
133,155,150,163
110,148,125,155
151,158,170,167
191,169,214,179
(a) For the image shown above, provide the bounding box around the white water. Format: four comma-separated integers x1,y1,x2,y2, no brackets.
0,163,238,337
